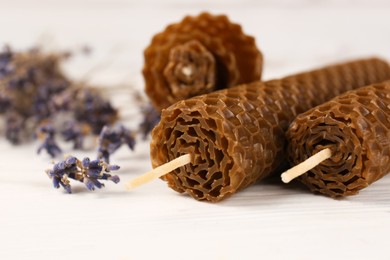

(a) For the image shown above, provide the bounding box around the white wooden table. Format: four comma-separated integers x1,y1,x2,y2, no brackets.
1,1,390,259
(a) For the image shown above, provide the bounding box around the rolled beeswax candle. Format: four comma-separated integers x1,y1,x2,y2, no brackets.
143,12,263,110
150,58,390,202
285,81,390,197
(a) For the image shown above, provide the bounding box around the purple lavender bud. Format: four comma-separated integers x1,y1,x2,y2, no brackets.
97,124,136,163
84,177,105,190
82,157,90,168
0,95,10,113
54,161,66,171
0,56,11,67
40,124,55,135
83,158,103,177
5,112,24,144
60,182,72,194
7,77,27,90
139,103,160,140
73,89,118,134
87,168,101,177
88,159,101,169
107,164,120,171
65,156,77,165
37,124,62,158
97,148,110,164
52,177,60,188
84,178,95,191
60,121,85,150
0,48,12,74
126,136,136,151
47,143,62,158
92,179,104,189
109,175,120,184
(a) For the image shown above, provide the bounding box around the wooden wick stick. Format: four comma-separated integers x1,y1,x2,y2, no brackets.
125,154,191,190
281,148,332,183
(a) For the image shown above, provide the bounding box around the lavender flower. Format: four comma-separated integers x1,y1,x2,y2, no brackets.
33,80,68,120
0,93,11,113
5,111,24,144
61,120,89,149
97,124,135,163
0,47,13,78
139,103,160,140
73,88,118,135
49,88,73,113
37,123,62,158
0,48,71,140
45,156,120,193
46,156,79,194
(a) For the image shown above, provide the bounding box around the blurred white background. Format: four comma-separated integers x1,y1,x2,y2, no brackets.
1,0,390,83
1,1,390,259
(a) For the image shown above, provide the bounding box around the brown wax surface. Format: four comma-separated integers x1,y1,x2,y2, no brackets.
151,58,390,202
143,12,263,110
287,81,390,197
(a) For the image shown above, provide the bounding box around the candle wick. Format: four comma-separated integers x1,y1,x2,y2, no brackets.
281,148,332,183
181,66,193,77
125,154,192,190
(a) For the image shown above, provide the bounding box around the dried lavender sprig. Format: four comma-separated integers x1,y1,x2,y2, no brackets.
37,123,62,158
60,120,90,150
45,156,79,194
0,47,13,78
72,88,118,135
45,156,120,193
97,124,135,163
33,80,68,120
78,157,120,191
5,111,25,144
0,93,11,113
139,103,160,140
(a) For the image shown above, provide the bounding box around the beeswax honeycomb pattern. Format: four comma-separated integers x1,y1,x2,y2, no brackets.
143,12,263,110
287,82,390,197
151,58,390,202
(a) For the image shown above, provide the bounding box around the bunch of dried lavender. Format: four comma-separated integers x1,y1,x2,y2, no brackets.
0,46,119,150
0,46,165,195
0,47,70,143
45,156,120,193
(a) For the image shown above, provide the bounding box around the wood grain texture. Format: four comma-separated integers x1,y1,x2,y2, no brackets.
0,1,390,259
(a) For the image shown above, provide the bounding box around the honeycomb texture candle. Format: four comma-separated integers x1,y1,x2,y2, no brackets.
143,12,263,110
286,81,390,197
151,58,390,202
